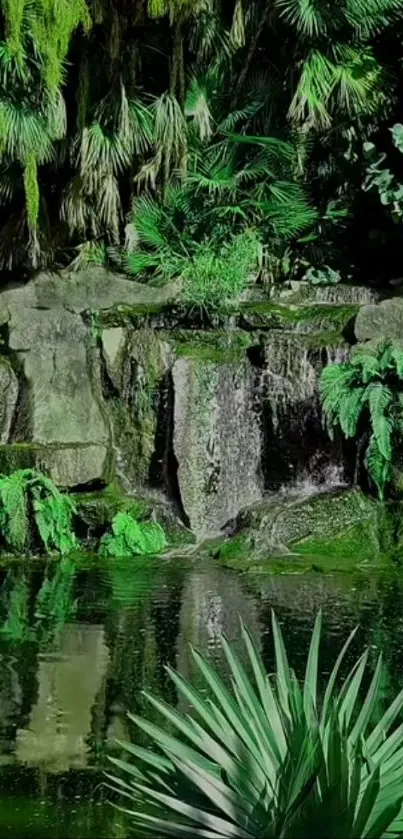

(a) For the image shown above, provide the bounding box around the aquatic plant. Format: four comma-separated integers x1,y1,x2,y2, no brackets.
320,340,403,498
100,511,167,557
108,611,403,838
0,469,77,554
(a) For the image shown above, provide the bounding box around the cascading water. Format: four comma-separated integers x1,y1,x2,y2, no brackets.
172,354,263,539
261,334,350,492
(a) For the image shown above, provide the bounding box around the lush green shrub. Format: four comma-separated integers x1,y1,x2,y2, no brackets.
0,469,77,554
180,229,261,313
107,611,403,838
100,511,167,557
320,341,403,498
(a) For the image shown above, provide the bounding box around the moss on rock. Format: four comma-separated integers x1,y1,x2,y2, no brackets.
216,489,389,573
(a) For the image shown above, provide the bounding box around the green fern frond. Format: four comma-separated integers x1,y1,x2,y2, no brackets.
32,489,77,555
100,512,167,558
319,363,356,430
351,346,381,383
391,345,403,379
338,387,365,438
0,469,78,555
365,381,393,461
0,470,30,552
365,433,392,500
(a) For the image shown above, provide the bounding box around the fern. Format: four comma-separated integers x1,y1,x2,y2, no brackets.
365,434,392,501
366,381,393,461
100,512,168,558
320,340,403,498
0,470,30,552
338,387,365,438
0,469,77,555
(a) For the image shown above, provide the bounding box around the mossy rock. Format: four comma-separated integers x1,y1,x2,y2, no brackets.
74,486,195,546
74,489,152,530
237,302,359,334
0,442,112,488
216,489,387,573
172,329,256,362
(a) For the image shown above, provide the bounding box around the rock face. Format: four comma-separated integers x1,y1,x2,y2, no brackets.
236,487,378,555
0,272,379,536
355,297,403,342
172,355,262,538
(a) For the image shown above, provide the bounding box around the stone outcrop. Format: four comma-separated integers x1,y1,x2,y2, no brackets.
0,271,382,538
355,297,403,342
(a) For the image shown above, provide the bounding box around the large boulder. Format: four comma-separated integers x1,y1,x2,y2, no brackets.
0,267,179,315
8,307,108,448
0,443,111,488
234,488,380,559
173,354,263,539
355,298,403,342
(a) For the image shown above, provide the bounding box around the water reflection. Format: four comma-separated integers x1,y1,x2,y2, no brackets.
0,557,403,836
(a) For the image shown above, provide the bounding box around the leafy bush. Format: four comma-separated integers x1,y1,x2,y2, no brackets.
108,611,403,838
181,229,261,313
320,341,403,498
0,469,77,554
100,512,167,558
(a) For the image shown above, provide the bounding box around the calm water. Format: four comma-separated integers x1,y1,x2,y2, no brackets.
0,555,403,837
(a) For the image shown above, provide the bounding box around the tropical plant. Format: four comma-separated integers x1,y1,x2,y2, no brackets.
107,611,403,838
320,340,403,498
0,469,77,554
100,511,167,558
363,124,403,221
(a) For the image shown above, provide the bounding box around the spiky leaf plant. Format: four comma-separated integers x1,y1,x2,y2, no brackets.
100,512,168,558
107,611,403,838
0,469,77,554
320,340,403,498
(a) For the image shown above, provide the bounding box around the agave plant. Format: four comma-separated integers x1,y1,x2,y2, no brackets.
107,612,403,838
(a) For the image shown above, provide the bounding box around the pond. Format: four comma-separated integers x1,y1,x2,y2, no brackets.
0,555,403,837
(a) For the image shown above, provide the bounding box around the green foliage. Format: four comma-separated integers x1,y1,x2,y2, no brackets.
181,229,261,312
363,127,403,221
0,469,77,554
108,611,403,838
303,265,342,285
320,341,403,498
0,0,400,278
100,512,167,558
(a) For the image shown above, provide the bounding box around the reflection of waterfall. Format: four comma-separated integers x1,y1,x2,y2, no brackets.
16,625,109,771
261,334,350,490
175,566,260,715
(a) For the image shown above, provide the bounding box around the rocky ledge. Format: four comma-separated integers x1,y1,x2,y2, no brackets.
0,269,390,542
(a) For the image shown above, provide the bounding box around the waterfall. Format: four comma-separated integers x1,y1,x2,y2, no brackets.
172,354,263,539
261,334,348,491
